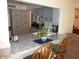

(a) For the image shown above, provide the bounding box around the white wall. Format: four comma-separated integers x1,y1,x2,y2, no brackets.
0,0,10,49
75,0,79,8
52,8,59,25
16,0,75,34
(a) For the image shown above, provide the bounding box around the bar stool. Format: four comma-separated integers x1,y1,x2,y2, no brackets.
32,43,56,59
53,37,68,59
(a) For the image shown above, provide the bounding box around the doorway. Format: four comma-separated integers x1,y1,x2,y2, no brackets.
73,8,79,34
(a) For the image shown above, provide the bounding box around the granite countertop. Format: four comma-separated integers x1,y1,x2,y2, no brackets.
10,33,67,56
10,34,40,54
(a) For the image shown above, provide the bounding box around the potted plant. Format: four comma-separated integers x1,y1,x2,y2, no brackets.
37,27,48,41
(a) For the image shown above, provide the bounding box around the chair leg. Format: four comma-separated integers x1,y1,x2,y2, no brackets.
55,53,64,59
61,55,64,59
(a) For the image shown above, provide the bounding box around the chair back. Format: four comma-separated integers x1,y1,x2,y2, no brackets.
60,37,68,51
32,43,56,59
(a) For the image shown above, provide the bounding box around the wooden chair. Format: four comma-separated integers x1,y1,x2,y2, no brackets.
53,37,68,59
32,43,56,59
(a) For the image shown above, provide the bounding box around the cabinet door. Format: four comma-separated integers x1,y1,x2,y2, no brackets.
12,9,31,35
21,10,31,34
12,9,21,34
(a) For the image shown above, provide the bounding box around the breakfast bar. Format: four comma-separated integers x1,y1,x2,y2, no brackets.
8,33,67,59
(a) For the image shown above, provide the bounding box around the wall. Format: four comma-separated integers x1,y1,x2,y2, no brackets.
32,7,52,22
52,8,59,25
16,0,75,34
75,0,79,8
32,7,53,28
0,0,10,49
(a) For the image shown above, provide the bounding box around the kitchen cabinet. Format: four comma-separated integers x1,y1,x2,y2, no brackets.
12,9,31,35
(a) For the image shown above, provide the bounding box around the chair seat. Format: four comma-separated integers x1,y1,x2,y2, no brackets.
53,44,66,53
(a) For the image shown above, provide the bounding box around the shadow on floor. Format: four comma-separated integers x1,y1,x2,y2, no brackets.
23,55,32,59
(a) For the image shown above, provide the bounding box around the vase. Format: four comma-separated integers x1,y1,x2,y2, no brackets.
41,36,47,42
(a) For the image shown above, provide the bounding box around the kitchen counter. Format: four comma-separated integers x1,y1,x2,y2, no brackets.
8,33,67,59
10,34,40,54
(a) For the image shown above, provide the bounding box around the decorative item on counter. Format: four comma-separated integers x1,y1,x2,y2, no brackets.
10,34,19,42
37,27,48,41
52,25,58,33
13,34,19,42
9,36,13,42
44,16,48,22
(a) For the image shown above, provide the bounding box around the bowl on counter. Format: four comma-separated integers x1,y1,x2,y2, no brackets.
40,36,47,42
